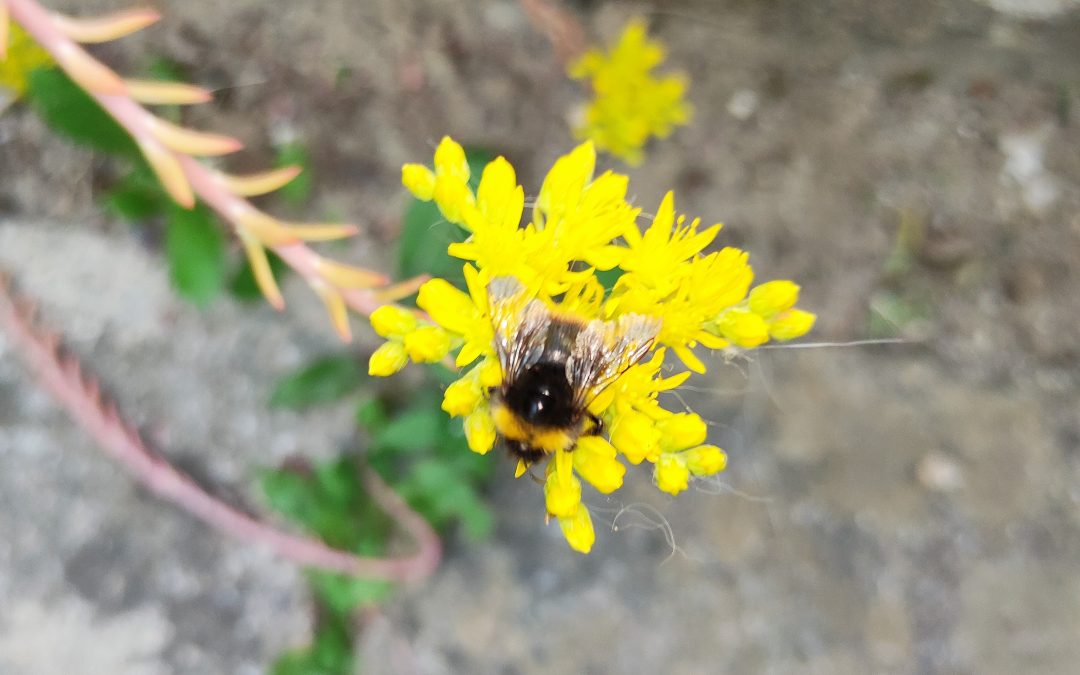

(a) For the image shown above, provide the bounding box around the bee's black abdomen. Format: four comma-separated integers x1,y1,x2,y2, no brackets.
505,439,548,465
503,361,577,429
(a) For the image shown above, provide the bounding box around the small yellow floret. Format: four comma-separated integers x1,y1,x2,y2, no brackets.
769,309,816,341
544,469,582,518
749,280,800,318
684,445,728,476
401,163,436,201
368,342,408,377
609,409,661,464
654,453,691,496
558,505,596,554
464,409,496,455
442,375,482,417
573,436,626,494
716,309,770,348
369,304,417,337
402,326,451,363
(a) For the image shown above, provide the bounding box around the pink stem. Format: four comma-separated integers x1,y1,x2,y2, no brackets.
0,273,442,583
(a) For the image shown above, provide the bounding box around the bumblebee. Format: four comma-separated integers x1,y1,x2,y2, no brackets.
486,277,661,469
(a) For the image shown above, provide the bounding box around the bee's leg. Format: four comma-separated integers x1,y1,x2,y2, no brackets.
584,412,605,436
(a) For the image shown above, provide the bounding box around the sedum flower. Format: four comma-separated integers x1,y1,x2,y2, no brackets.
370,137,814,552
568,19,691,165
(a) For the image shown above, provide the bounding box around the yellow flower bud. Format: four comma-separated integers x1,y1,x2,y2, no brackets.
401,163,436,201
544,468,582,518
369,304,417,338
558,504,595,554
442,375,482,417
657,412,707,451
368,341,408,377
573,436,626,494
402,326,451,363
464,409,496,455
433,175,475,225
433,136,470,182
748,280,800,318
769,309,816,341
654,453,690,496
716,309,770,348
609,409,661,464
684,445,727,476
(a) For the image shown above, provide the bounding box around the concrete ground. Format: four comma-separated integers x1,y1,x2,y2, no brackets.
2,0,1079,673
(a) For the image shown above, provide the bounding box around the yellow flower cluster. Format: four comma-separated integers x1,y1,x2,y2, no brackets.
568,19,691,166
0,22,53,98
375,137,814,553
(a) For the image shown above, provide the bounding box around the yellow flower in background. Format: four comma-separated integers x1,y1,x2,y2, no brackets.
378,136,814,553
569,19,692,165
0,22,53,99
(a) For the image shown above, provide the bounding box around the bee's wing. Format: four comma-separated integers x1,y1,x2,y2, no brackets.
488,276,551,386
567,313,661,407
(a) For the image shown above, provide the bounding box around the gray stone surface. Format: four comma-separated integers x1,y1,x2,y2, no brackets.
2,1,1080,673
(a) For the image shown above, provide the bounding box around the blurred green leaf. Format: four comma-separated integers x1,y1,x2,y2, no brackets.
310,572,393,615
397,149,492,288
373,408,442,454
165,203,227,307
355,398,389,432
269,355,366,410
396,459,492,539
103,168,167,221
276,142,314,207
26,68,139,157
271,612,354,675
229,249,289,301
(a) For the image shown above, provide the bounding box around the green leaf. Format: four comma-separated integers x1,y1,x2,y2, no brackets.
229,248,289,301
354,398,389,432
102,169,167,221
373,408,442,454
271,611,354,675
165,203,227,307
275,141,314,207
397,148,492,288
396,459,493,538
269,355,366,410
310,572,393,615
26,68,139,157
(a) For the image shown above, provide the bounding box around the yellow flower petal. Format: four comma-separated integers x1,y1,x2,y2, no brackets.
558,505,595,554
368,341,408,377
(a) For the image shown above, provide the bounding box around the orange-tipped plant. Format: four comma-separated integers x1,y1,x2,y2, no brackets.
3,0,422,340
